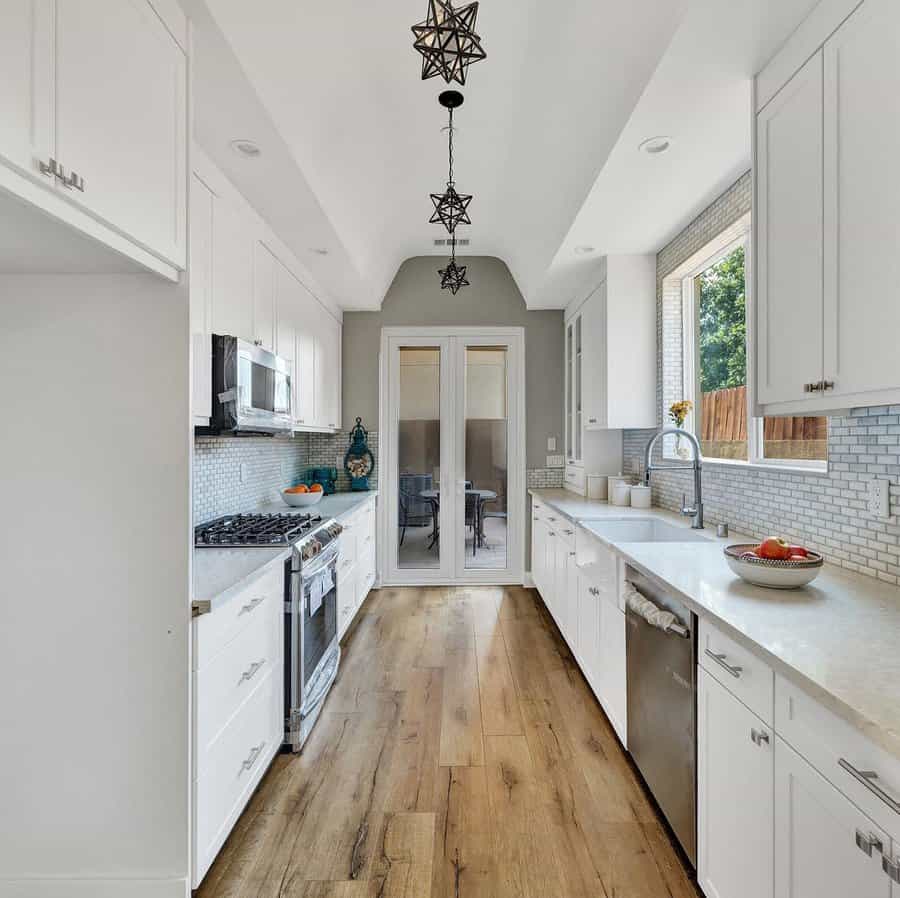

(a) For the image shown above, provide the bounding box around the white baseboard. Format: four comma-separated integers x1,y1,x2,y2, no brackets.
522,572,535,588
0,879,188,897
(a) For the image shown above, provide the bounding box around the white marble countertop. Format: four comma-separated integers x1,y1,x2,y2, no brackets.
193,491,377,606
530,488,900,760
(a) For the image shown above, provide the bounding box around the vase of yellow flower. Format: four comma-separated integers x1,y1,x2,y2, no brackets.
668,400,693,459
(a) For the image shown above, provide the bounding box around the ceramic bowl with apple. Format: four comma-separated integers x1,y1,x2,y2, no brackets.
724,537,824,588
282,483,325,507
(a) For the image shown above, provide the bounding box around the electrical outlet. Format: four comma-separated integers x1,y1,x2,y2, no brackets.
867,478,890,518
547,437,557,451
547,454,564,468
240,462,250,484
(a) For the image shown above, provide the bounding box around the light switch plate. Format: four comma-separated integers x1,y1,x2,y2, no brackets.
547,454,564,468
867,478,890,518
547,437,557,451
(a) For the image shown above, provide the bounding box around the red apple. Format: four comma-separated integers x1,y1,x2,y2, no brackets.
787,545,809,557
757,537,792,561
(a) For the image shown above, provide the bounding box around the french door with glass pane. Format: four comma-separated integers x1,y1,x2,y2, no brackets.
380,327,525,585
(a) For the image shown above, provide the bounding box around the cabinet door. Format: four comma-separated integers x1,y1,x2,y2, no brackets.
252,243,276,353
210,196,254,341
578,577,601,691
294,284,318,428
823,0,900,399
599,597,627,745
775,736,890,898
553,538,569,634
274,259,297,425
581,282,607,429
531,516,545,594
756,51,824,405
55,0,187,267
697,668,773,898
190,173,214,423
0,0,52,178
321,314,342,431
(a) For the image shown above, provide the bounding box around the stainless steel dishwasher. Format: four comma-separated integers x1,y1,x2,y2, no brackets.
625,564,697,867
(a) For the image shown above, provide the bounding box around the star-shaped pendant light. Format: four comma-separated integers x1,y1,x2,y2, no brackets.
429,91,472,234
439,238,469,295
412,0,487,86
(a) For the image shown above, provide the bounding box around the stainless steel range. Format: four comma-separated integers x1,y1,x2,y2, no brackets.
194,511,343,752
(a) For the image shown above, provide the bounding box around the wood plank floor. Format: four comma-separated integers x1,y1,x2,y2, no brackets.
197,586,702,898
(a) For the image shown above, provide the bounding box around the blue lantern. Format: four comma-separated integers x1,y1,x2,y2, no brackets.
344,418,375,491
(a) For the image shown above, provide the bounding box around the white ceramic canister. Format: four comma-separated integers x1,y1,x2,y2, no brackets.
630,484,652,509
611,480,632,507
586,474,608,500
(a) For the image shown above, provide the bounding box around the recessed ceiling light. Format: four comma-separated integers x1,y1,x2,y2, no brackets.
639,136,672,155
310,248,329,256
574,245,595,255
230,139,262,159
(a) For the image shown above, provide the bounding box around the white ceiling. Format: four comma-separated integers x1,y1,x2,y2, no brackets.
189,0,820,310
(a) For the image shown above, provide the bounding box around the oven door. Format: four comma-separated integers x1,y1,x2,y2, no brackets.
298,547,339,708
235,340,292,432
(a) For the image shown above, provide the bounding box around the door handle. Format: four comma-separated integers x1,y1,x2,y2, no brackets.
704,649,743,678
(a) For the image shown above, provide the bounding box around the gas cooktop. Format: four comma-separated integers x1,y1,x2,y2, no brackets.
194,512,324,547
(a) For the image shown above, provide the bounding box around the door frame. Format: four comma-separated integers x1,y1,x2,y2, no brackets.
378,325,526,586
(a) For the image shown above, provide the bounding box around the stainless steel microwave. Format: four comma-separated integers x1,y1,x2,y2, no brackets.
208,335,292,434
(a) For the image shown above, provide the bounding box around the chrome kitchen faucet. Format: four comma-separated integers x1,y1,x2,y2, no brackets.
643,427,704,529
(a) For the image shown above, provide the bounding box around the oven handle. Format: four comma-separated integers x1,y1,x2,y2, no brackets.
300,546,339,580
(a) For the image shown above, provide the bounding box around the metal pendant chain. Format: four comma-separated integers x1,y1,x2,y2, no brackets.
447,107,454,187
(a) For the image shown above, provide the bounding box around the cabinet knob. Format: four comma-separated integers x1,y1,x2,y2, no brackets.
253,339,263,346
883,856,900,885
855,829,884,858
750,728,769,747
589,586,599,596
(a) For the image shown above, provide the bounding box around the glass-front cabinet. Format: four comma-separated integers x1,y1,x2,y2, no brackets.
565,312,583,465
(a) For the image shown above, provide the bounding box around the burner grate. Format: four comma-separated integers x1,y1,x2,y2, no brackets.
195,513,323,547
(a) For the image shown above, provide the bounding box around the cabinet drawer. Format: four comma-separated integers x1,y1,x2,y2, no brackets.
193,599,280,775
194,668,277,879
564,466,585,492
776,673,900,841
699,618,774,724
555,521,577,549
193,563,283,670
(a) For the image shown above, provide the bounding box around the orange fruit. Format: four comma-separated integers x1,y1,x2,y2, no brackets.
286,484,309,494
310,483,324,493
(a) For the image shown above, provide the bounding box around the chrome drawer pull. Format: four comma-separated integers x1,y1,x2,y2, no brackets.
750,728,770,747
704,649,743,679
855,829,884,857
884,856,900,884
238,595,265,616
839,759,900,814
238,659,266,686
239,741,266,774
563,529,574,535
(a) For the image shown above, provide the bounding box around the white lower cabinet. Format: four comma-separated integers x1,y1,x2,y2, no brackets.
531,509,627,746
774,736,891,898
191,565,284,888
337,498,377,640
698,667,774,898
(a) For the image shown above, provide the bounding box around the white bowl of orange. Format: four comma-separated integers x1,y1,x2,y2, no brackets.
282,483,325,507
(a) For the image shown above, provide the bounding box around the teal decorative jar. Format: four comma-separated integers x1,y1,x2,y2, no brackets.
344,417,375,491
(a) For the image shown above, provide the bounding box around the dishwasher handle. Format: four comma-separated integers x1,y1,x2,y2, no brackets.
625,582,690,639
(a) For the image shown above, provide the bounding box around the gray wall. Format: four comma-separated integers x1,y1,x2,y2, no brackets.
342,255,564,469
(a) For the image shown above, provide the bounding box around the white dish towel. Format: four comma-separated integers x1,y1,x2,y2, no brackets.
623,583,678,633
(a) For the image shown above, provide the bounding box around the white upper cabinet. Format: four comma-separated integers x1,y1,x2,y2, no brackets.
565,254,656,433
823,0,900,401
210,196,254,342
755,52,824,407
55,0,186,268
0,0,187,276
190,173,214,425
252,242,277,352
754,0,900,414
190,148,342,433
0,0,52,178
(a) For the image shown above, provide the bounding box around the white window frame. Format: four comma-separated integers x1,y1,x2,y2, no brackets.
679,235,828,473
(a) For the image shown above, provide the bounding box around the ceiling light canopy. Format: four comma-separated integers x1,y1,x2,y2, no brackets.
412,0,487,86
